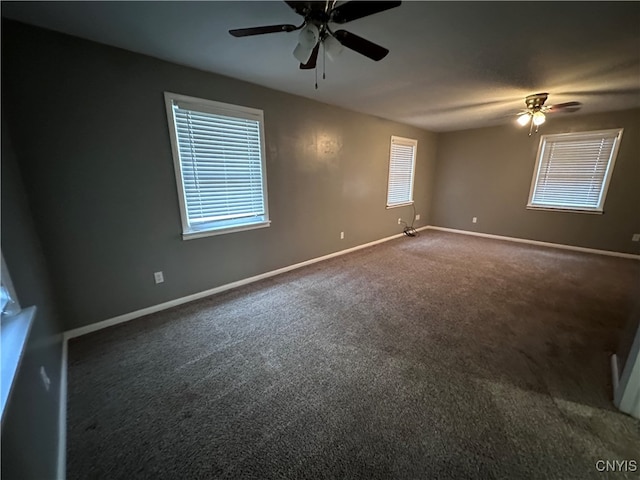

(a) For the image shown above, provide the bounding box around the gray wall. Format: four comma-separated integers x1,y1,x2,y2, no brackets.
431,108,640,254
1,116,63,478
2,20,438,331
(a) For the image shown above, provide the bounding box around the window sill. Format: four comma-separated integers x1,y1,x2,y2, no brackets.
386,201,414,209
1,305,36,422
182,220,271,240
526,205,603,215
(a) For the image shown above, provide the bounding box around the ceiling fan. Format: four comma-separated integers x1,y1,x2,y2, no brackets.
229,1,401,75
516,93,581,135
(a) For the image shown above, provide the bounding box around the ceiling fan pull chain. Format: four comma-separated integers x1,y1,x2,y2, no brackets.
315,64,318,90
323,43,326,80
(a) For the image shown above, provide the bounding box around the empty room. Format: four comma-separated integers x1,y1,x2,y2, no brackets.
1,1,639,479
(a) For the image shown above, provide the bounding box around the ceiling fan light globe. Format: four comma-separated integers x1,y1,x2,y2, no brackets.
298,23,319,49
324,34,344,61
517,113,531,126
532,111,546,126
293,43,313,64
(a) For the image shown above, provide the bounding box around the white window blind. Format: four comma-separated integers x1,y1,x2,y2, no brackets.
528,129,623,213
387,136,417,207
165,93,269,238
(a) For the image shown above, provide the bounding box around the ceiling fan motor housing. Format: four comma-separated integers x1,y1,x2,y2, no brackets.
525,93,549,111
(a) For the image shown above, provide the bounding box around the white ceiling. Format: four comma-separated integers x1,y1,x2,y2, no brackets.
3,1,639,132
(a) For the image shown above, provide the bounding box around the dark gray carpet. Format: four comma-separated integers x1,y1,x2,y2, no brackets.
67,231,640,479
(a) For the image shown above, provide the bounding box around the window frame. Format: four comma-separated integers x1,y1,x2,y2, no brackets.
386,135,418,209
164,92,270,240
526,128,623,214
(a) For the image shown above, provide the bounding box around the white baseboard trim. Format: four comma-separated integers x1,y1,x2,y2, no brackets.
64,227,428,340
57,337,68,480
611,354,620,398
426,226,640,260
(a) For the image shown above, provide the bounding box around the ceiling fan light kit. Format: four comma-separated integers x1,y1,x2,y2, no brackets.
516,92,581,136
323,33,343,62
517,113,531,126
532,111,546,126
293,23,319,63
229,1,402,88
300,23,319,48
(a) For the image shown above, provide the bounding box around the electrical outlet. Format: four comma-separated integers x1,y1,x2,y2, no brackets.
40,366,51,392
415,214,421,220
398,218,402,225
154,271,164,284
472,217,478,223
632,233,640,242
340,231,344,240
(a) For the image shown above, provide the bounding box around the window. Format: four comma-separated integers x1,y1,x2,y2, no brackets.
1,253,20,318
164,92,270,239
527,129,623,213
1,252,36,421
386,136,417,208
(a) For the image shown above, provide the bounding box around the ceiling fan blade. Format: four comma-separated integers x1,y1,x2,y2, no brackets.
229,24,299,37
299,43,320,69
333,30,389,61
284,1,308,16
330,1,402,24
548,101,582,113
